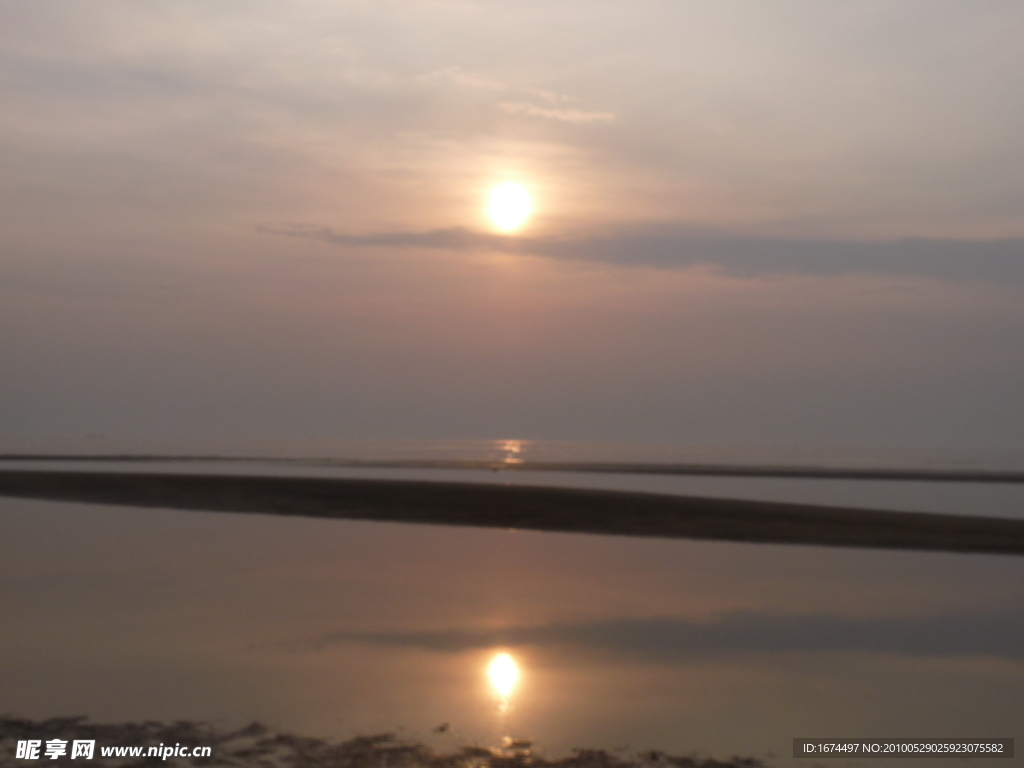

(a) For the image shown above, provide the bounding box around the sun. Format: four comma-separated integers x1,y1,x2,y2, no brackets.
487,183,532,232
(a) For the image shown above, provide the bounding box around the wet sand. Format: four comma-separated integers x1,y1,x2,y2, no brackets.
1,469,1023,555
0,716,766,768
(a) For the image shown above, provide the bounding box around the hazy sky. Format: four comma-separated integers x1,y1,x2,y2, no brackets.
3,1,1023,450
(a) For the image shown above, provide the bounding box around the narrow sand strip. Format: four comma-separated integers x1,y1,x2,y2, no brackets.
2,470,1023,555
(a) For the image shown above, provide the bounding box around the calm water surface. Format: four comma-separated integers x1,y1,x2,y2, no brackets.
1,442,1022,765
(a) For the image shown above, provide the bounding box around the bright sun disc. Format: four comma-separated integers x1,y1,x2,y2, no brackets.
487,652,520,698
488,183,532,231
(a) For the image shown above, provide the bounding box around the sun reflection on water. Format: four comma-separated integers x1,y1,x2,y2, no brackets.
487,651,520,717
500,439,525,465
488,651,519,699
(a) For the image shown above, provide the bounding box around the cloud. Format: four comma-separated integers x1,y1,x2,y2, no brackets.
290,611,1024,662
263,225,1024,282
416,66,507,91
498,101,616,123
262,225,522,252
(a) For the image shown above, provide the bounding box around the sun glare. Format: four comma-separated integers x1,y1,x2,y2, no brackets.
487,183,532,232
487,652,520,699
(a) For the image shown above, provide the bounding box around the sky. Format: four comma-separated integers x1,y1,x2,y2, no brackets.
2,0,1024,450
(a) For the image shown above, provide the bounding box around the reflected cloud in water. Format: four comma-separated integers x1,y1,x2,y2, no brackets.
282,612,1024,662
